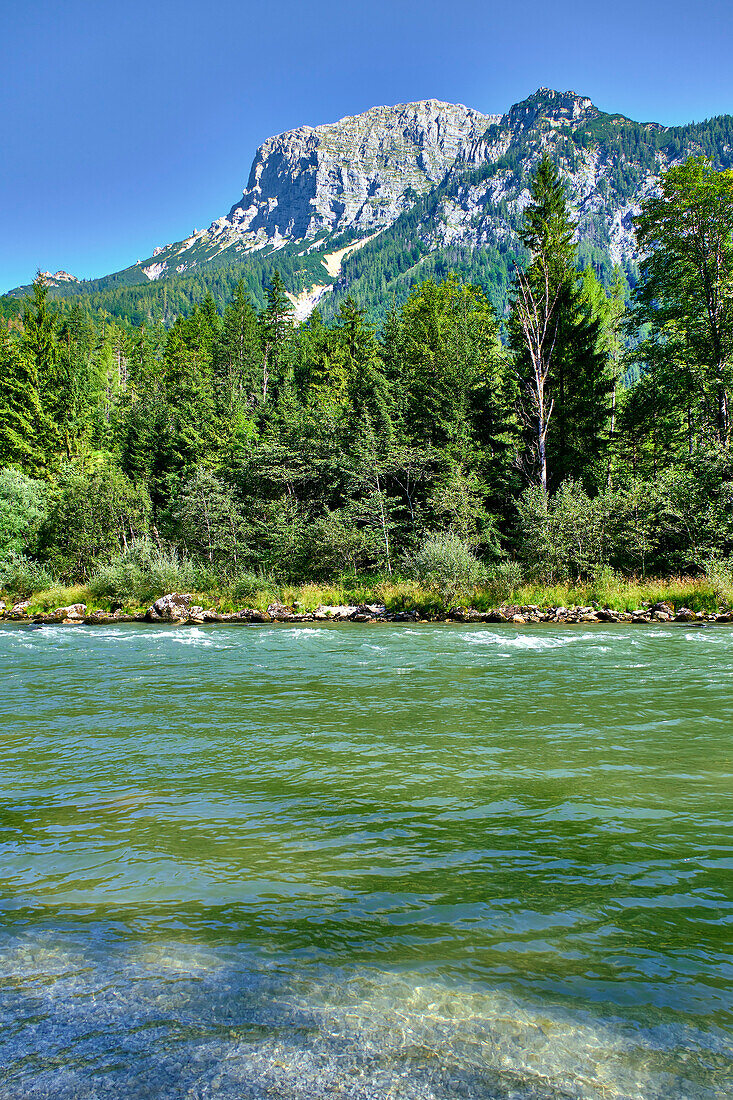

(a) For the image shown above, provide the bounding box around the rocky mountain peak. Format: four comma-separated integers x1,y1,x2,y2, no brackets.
40,270,78,285
203,99,498,252
504,88,599,130
25,88,732,315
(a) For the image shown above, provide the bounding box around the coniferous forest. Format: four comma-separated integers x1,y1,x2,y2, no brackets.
2,155,733,613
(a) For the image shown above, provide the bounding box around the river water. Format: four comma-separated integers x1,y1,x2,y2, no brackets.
0,622,731,1098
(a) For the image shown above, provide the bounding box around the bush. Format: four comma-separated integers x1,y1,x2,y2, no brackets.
31,585,88,612
0,553,54,599
0,468,48,556
482,560,523,605
87,538,201,607
292,511,379,579
517,481,608,582
403,532,486,604
228,570,274,605
39,463,151,581
702,556,733,607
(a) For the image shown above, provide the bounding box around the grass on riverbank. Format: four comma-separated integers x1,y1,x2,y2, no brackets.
6,573,730,618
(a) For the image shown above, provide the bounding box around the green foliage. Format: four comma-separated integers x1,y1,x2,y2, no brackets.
509,157,614,492
0,553,54,598
631,157,733,445
0,326,45,473
87,538,201,606
702,555,733,606
40,464,151,580
168,466,246,566
2,196,733,599
404,531,487,603
228,570,275,606
0,467,47,556
516,482,609,583
479,560,524,606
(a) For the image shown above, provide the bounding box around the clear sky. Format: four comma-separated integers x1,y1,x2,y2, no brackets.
2,0,732,292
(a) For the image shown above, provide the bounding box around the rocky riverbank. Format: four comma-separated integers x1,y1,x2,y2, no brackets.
2,592,732,626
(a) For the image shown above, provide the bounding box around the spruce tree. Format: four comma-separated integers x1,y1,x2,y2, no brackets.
212,282,261,428
0,326,45,474
22,276,64,459
259,272,295,404
510,156,613,491
633,157,733,446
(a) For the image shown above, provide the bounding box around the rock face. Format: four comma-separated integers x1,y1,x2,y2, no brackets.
136,87,731,290
18,88,733,316
141,100,497,279
207,100,496,250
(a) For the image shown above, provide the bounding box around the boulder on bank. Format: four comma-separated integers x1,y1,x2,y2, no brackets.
674,607,697,622
313,604,358,620
267,601,295,621
54,603,86,620
147,593,194,622
84,611,116,624
482,609,508,623
229,608,271,623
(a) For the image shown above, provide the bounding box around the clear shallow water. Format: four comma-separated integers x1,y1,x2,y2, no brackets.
0,621,731,1099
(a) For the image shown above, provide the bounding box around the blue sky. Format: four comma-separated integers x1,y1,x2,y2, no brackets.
2,0,732,292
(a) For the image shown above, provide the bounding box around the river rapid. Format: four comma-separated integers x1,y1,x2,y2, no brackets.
0,622,731,1098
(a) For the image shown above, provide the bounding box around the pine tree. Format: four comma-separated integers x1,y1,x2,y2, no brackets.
0,326,45,474
212,282,261,428
259,271,295,404
510,156,613,492
633,157,733,445
22,275,62,460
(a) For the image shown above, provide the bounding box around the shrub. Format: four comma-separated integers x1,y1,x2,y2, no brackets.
702,556,733,607
0,468,48,556
482,560,523,605
31,585,88,612
517,481,608,582
228,570,274,605
88,538,201,607
403,532,486,604
39,463,151,581
0,553,54,599
293,511,378,579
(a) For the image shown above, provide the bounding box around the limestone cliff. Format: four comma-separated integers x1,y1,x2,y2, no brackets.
11,89,733,313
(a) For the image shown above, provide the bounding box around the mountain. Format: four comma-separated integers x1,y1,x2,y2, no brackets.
6,89,733,323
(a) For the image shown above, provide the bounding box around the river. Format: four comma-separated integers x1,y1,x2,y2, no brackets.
1,622,731,1098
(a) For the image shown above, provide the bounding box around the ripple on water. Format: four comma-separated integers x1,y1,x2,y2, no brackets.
0,623,731,1098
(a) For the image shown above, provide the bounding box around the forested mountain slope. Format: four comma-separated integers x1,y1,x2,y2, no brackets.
5,88,733,325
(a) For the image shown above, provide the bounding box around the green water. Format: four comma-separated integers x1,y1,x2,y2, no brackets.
1,622,731,1098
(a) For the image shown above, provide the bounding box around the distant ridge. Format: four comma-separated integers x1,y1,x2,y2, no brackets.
6,89,733,322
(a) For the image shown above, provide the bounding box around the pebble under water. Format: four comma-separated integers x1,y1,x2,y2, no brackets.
0,621,731,1098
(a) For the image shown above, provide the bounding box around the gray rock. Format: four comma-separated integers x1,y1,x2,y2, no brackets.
230,609,271,623
53,603,86,620
136,88,694,318
147,593,193,622
313,604,358,620
267,602,295,621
